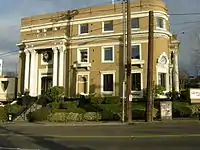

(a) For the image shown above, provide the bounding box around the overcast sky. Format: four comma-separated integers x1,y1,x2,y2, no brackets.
0,0,200,75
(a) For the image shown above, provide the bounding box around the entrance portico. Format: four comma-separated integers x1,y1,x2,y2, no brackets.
23,45,66,97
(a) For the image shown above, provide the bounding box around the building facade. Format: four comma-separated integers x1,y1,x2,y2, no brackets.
17,0,180,98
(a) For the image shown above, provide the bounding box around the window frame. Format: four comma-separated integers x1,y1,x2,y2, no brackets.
158,72,167,89
101,46,115,63
77,48,89,63
131,18,140,29
156,17,165,29
102,20,114,33
131,44,142,60
78,23,89,35
101,71,115,94
131,70,143,92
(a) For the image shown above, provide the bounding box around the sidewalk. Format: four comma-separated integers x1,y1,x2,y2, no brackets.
1,119,200,127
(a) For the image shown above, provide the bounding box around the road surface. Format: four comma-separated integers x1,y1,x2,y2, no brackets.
0,121,200,150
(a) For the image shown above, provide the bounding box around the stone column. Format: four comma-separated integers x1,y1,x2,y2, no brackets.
29,50,38,97
173,51,180,92
24,49,30,92
17,50,25,95
52,47,58,86
59,47,65,86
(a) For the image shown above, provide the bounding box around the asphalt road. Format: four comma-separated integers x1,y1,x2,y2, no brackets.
0,121,200,150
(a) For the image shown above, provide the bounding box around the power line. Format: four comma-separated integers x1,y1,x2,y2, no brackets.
169,12,200,16
0,50,18,57
171,20,200,26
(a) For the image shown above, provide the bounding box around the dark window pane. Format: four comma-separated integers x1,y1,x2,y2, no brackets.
104,21,113,31
103,74,113,91
80,49,88,62
80,24,88,34
157,18,164,28
131,73,141,91
132,45,140,59
131,18,139,28
104,47,113,61
158,73,166,88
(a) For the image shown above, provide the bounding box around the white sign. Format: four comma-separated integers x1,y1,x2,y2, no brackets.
190,88,200,99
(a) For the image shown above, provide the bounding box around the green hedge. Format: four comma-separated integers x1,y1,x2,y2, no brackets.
48,112,102,122
89,96,121,104
27,107,51,122
172,102,200,118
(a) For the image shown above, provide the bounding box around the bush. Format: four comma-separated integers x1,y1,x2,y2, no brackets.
37,94,50,106
180,90,190,102
190,104,200,117
48,112,67,122
172,102,192,117
60,101,79,110
0,107,7,121
132,102,158,119
98,104,122,121
48,102,60,110
4,104,24,114
46,86,64,102
83,112,102,121
103,96,121,104
48,112,83,122
27,107,51,122
89,97,104,104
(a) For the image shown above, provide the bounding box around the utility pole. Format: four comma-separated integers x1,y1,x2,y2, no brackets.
122,0,126,123
54,10,79,97
146,11,154,122
126,0,132,123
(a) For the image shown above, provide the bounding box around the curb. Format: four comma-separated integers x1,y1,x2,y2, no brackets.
0,122,128,127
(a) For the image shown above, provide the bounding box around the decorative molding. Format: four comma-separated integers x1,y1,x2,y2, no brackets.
20,11,169,32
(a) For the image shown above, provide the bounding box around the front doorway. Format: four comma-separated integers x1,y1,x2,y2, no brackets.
77,74,89,95
41,76,52,94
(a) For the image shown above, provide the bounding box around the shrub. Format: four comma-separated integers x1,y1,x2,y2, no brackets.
103,96,121,104
60,101,79,110
46,86,64,102
48,102,60,110
4,104,24,114
190,104,200,117
65,112,83,122
132,107,158,120
37,94,50,106
180,90,190,102
66,108,86,113
98,104,122,121
83,112,102,121
80,104,99,112
48,112,67,122
172,102,192,117
0,107,7,121
27,107,51,122
90,97,104,104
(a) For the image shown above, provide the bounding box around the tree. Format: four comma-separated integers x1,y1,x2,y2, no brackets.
179,69,189,90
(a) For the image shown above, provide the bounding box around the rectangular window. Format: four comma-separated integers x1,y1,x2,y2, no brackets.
103,21,113,32
103,74,114,92
132,45,140,59
79,23,89,34
158,73,166,88
131,73,141,91
131,18,139,29
78,49,88,63
102,46,114,62
156,17,164,28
